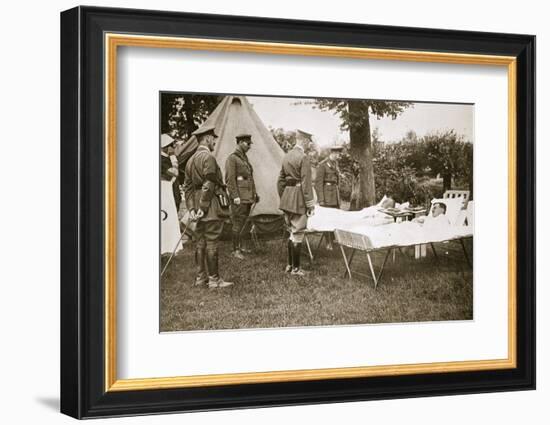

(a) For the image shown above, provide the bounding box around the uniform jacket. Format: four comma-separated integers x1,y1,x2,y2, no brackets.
277,146,315,215
160,151,179,182
225,146,257,203
183,146,230,221
315,158,340,207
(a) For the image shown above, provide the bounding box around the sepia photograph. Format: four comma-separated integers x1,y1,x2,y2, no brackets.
159,93,474,332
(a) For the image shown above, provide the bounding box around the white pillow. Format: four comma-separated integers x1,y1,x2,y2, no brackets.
376,195,388,207
431,197,464,226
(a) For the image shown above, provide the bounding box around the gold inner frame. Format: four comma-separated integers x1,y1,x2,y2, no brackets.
104,33,517,392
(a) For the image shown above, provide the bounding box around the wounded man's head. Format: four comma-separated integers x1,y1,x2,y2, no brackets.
432,202,447,217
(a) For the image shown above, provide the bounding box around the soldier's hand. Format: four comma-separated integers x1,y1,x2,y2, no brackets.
233,197,241,205
307,207,315,217
196,209,205,219
167,167,179,177
189,209,197,221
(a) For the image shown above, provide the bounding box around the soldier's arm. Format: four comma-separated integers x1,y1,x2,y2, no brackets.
198,155,218,212
277,166,286,198
301,156,315,209
182,169,196,212
314,163,325,204
224,155,238,200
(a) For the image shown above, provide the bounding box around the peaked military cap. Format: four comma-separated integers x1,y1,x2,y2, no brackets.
296,129,313,139
192,124,218,138
235,133,252,143
329,145,344,152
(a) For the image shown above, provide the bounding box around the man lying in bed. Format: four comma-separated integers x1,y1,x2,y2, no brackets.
413,202,451,229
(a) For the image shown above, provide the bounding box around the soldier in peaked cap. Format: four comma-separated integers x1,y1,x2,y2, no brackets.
277,129,316,277
182,124,234,289
314,145,343,250
225,133,259,260
315,145,343,209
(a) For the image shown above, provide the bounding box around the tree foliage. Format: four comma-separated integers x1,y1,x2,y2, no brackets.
312,99,412,209
160,94,223,140
324,129,473,208
423,130,473,192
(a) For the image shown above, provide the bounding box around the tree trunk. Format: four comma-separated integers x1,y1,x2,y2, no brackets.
349,175,361,210
442,173,452,192
348,101,376,209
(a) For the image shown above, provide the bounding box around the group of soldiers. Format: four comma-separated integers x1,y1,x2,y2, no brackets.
161,125,343,289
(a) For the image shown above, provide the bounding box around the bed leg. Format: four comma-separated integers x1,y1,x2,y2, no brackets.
316,232,325,252
340,245,353,279
460,238,472,268
348,249,356,269
430,243,439,262
377,249,391,284
304,235,314,263
366,253,378,289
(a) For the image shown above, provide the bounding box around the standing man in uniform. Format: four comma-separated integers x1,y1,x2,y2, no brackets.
225,133,259,260
277,130,316,276
315,145,343,208
183,125,234,289
314,145,343,249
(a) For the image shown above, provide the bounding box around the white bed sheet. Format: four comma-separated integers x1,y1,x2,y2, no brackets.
307,205,393,232
339,221,473,249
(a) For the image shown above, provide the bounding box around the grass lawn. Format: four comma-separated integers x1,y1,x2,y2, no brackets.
160,234,473,332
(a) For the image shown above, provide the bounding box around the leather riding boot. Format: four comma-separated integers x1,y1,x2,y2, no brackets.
285,240,293,273
206,248,219,280
194,245,208,285
206,249,234,288
291,242,305,276
231,232,245,260
232,232,239,252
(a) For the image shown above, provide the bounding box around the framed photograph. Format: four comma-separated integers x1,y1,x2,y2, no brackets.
60,6,535,419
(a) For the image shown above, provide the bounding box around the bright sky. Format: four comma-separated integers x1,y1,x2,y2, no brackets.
248,95,474,147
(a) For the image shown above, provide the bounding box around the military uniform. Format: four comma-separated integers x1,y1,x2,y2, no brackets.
277,142,315,275
182,126,232,288
225,135,258,257
315,158,341,208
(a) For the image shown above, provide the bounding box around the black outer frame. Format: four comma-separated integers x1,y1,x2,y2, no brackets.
60,6,536,419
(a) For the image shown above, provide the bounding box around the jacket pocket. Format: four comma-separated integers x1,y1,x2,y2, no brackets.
237,179,253,201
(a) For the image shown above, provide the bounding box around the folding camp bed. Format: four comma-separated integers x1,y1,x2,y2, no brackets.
333,196,474,288
334,228,473,288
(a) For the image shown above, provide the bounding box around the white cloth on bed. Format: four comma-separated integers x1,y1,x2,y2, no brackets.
340,218,473,249
307,206,393,232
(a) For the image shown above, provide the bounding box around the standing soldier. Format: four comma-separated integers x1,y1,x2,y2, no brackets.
315,145,343,208
225,133,259,260
277,130,316,276
314,145,343,249
183,125,234,289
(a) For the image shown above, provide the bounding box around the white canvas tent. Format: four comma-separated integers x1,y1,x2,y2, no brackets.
180,95,285,217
